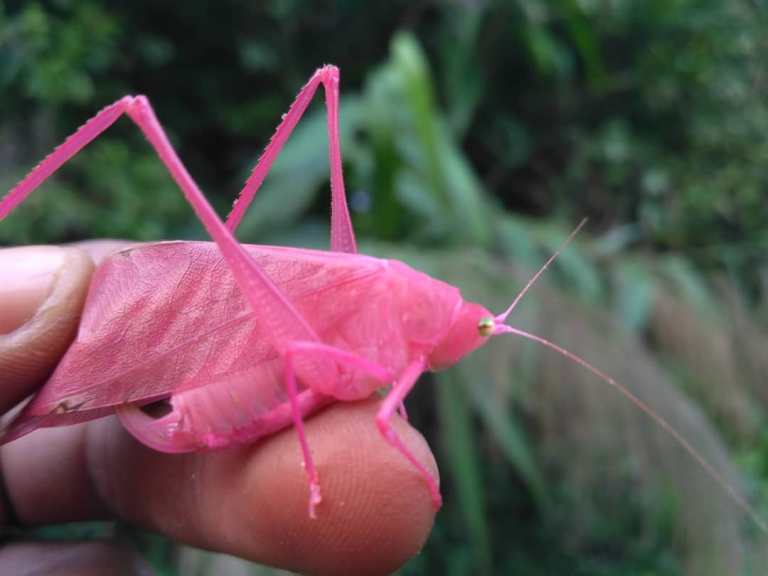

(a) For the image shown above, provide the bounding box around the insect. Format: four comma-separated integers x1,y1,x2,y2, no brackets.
0,66,763,526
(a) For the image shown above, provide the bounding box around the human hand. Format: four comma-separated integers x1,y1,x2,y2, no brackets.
0,243,438,576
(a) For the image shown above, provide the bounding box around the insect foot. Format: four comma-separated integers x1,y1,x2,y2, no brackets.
377,415,443,509
309,481,323,519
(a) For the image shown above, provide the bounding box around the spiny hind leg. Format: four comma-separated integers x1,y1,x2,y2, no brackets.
226,65,357,254
0,90,340,408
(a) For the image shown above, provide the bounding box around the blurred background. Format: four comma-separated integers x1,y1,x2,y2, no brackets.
2,1,768,574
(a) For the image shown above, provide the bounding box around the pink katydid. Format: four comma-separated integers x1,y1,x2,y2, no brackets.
0,66,764,528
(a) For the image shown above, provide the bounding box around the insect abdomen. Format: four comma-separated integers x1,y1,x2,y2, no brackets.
118,358,334,452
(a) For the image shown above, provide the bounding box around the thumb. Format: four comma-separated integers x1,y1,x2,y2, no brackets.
0,246,94,411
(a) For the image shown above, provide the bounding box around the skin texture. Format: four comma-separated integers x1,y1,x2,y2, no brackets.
0,242,438,576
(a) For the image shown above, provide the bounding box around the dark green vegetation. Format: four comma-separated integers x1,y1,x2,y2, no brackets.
2,1,767,574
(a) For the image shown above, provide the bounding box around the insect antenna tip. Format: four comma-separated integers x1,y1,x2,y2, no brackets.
494,218,588,323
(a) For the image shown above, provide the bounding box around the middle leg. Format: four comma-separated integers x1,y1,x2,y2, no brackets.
282,341,393,518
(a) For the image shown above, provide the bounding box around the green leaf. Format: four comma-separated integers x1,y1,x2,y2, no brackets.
613,260,655,331
468,376,550,509
435,370,493,575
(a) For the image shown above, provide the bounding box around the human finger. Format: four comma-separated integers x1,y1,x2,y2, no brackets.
0,246,94,412
1,399,438,576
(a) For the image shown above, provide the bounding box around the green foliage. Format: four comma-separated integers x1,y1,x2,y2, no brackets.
0,141,191,243
0,0,118,104
3,1,766,289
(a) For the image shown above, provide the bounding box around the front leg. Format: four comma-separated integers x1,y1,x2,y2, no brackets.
375,357,441,508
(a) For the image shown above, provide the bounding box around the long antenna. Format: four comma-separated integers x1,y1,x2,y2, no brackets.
493,323,767,533
490,219,767,533
495,218,588,323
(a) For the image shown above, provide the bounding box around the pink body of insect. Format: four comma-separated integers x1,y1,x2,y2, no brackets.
0,66,760,525
7,240,487,455
0,65,498,517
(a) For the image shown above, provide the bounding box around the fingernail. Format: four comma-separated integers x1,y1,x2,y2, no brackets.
0,246,64,335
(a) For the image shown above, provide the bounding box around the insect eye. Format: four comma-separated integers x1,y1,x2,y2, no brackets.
477,317,495,337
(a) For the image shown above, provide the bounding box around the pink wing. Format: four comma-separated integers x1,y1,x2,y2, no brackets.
2,241,384,442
